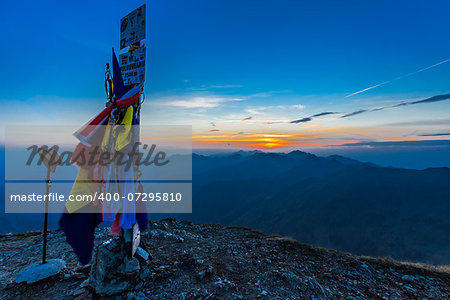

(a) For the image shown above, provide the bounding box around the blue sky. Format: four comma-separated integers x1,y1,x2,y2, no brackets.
1,0,450,151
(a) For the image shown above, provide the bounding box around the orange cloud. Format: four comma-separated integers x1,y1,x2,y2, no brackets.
191,123,439,150
193,131,331,149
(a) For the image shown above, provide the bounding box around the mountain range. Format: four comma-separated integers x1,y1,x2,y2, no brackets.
177,150,450,265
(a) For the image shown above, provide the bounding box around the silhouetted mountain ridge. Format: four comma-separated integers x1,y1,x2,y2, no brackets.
186,150,450,265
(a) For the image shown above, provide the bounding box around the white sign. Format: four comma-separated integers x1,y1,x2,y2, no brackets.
132,223,140,257
120,5,146,49
119,47,146,85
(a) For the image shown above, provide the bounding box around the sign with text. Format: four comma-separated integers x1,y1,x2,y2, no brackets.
120,4,146,49
119,47,146,85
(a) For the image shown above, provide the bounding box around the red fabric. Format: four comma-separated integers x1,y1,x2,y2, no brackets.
71,92,141,167
75,93,141,140
70,143,88,166
110,213,122,235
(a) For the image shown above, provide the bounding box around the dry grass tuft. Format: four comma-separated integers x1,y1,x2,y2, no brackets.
250,229,267,236
203,223,223,227
226,225,252,231
360,256,450,274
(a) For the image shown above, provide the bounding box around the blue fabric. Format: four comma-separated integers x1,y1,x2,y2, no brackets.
112,48,126,100
102,163,140,230
102,164,121,221
132,101,148,231
119,165,136,229
136,182,148,231
119,83,143,100
59,204,101,265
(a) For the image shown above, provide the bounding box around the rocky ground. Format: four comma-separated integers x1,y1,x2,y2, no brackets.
0,218,449,299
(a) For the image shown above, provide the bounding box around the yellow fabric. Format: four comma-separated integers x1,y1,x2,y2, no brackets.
115,105,134,151
67,105,134,213
65,168,95,213
101,105,134,151
101,124,112,151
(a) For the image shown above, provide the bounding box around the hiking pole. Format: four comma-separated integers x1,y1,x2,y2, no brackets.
43,167,51,264
38,147,62,264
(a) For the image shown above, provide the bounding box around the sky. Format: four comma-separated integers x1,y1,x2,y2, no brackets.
1,0,450,153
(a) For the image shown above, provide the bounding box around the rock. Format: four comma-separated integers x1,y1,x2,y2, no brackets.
181,257,200,270
72,288,86,296
149,229,184,243
73,291,90,300
127,291,137,300
75,264,91,275
136,291,147,300
135,281,144,290
64,272,87,280
80,279,90,288
139,268,151,280
15,259,66,284
401,275,416,282
135,247,150,261
87,238,141,296
124,256,140,276
196,265,214,280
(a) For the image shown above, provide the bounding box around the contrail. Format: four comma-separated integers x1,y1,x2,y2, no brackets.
345,59,450,98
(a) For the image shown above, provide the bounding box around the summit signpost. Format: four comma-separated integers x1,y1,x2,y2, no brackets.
120,46,146,85
120,4,146,50
119,5,146,85
118,5,146,258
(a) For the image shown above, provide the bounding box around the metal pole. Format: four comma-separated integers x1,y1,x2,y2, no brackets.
43,167,50,264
